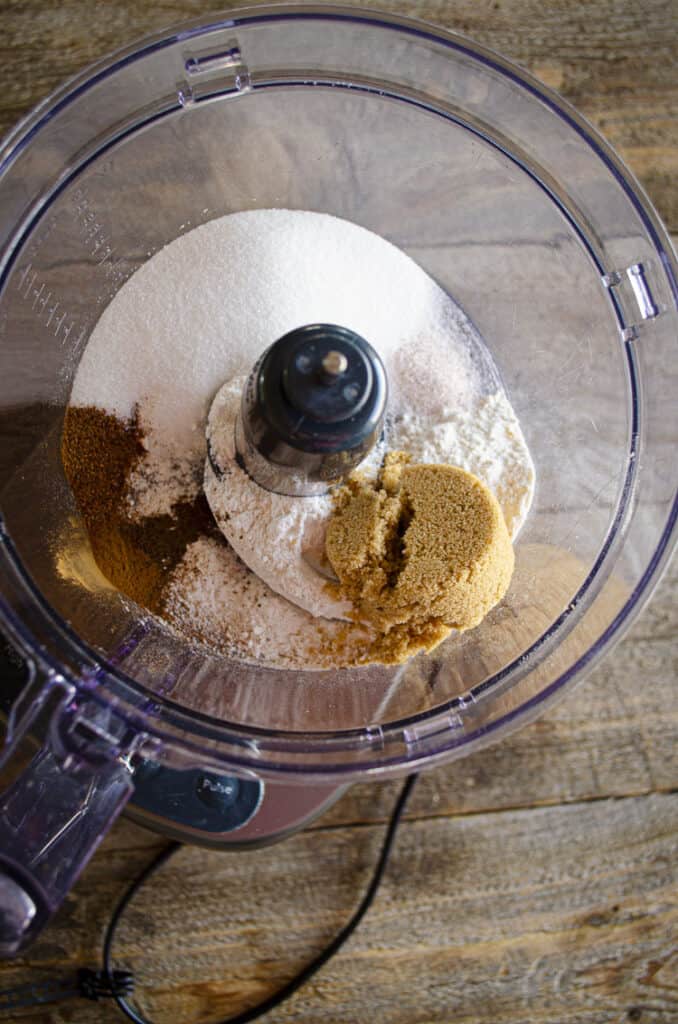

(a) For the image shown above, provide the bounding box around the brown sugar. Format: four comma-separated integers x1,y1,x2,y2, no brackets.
61,405,217,612
325,452,515,663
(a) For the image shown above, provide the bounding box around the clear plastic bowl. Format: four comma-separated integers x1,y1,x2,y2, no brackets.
0,6,675,904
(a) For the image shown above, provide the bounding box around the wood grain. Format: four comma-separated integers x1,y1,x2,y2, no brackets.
0,2,676,1023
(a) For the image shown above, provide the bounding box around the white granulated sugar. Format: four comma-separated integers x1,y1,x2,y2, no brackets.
69,207,536,668
71,208,484,517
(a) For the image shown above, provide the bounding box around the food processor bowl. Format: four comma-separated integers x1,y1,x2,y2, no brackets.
0,5,676,954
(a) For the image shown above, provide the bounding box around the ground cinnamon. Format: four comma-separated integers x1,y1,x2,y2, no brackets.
61,405,216,613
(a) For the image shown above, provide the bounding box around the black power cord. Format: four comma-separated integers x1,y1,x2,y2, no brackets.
98,773,419,1024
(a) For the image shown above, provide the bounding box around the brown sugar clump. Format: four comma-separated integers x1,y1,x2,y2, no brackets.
325,452,515,663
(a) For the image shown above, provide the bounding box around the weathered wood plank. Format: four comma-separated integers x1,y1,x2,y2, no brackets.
4,793,677,1023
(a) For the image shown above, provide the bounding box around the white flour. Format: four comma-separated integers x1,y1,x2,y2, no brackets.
394,392,534,540
206,377,347,621
69,208,535,669
164,536,372,670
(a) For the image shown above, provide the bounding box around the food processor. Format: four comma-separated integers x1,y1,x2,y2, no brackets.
0,4,676,958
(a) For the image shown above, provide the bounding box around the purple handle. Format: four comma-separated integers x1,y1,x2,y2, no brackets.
0,674,134,956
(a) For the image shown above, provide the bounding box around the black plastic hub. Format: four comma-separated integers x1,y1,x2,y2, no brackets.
255,323,387,453
234,324,388,496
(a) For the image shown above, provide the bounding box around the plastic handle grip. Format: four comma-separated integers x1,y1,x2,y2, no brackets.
0,674,133,956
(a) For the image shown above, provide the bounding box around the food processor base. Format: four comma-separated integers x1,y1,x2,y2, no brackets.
126,767,345,849
0,634,344,849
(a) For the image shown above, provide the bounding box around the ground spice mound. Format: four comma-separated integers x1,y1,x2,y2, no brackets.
325,452,515,663
61,405,216,612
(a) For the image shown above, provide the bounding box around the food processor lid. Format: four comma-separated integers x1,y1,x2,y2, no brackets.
0,5,676,782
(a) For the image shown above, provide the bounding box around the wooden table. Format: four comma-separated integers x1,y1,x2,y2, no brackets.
0,2,676,1021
